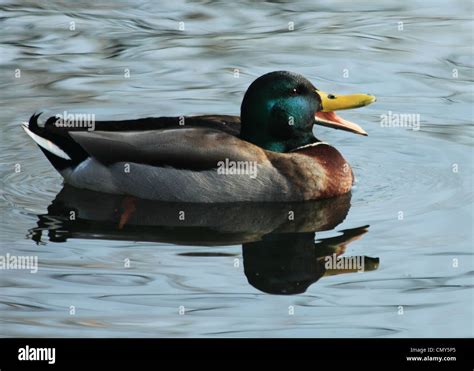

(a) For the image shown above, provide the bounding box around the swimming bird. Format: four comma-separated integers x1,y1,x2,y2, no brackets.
22,71,375,202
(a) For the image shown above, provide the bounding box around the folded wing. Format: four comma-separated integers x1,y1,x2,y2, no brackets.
70,127,268,170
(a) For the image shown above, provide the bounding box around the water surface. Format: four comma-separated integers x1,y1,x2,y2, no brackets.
0,0,472,337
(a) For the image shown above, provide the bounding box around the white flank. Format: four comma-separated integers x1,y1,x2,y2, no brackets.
21,122,71,160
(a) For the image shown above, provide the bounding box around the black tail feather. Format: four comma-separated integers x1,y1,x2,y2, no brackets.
25,113,89,171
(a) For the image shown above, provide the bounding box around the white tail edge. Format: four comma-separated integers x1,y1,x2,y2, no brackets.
22,122,71,160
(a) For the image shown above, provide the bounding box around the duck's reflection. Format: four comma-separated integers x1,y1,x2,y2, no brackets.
30,185,379,295
243,228,378,295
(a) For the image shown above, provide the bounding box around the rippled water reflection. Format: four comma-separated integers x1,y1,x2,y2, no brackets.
0,1,472,337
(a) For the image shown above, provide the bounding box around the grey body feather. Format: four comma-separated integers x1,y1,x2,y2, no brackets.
60,128,301,202
62,157,295,202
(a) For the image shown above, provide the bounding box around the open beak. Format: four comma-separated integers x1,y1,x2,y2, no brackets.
315,90,376,136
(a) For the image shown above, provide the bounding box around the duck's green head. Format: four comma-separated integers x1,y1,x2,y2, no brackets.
240,71,376,152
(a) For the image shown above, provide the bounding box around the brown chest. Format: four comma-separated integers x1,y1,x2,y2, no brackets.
287,143,354,199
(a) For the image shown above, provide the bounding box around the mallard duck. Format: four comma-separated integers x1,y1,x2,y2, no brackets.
22,71,375,202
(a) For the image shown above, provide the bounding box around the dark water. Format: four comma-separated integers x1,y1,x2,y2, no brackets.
0,1,473,337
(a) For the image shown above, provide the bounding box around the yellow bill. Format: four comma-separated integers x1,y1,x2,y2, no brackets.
315,90,376,136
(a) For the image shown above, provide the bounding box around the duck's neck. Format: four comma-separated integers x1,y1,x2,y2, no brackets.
240,123,317,153
263,136,316,152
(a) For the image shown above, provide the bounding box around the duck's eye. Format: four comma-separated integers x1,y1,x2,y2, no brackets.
290,88,299,95
327,94,336,99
